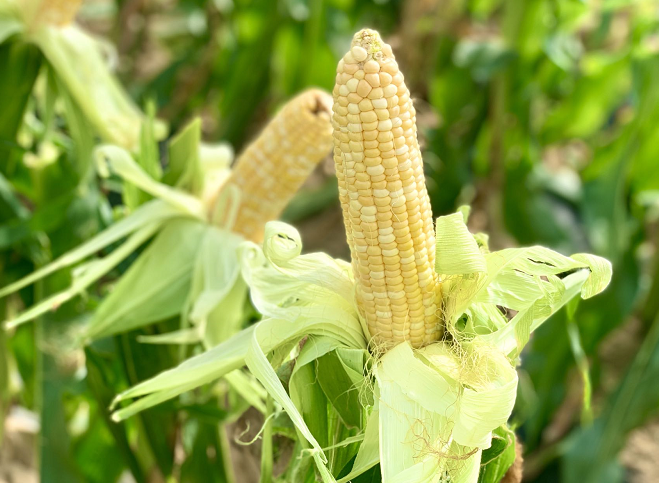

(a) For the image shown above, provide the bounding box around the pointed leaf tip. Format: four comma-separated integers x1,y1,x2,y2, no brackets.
570,253,613,299
435,212,487,275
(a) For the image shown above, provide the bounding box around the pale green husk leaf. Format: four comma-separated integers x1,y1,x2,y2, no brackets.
245,328,336,481
436,212,487,275
4,222,160,330
111,223,366,420
32,25,162,150
0,200,179,300
82,219,206,341
110,214,611,483
440,212,612,358
94,145,205,218
0,17,22,43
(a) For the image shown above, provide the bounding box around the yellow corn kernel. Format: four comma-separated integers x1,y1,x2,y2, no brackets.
217,89,333,242
332,29,441,349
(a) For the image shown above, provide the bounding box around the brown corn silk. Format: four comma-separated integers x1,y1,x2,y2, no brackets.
217,89,333,243
35,0,83,26
332,29,441,349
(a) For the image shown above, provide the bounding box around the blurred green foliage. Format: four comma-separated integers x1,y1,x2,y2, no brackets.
2,0,659,481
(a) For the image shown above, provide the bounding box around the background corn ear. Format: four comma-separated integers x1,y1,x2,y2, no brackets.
215,88,333,242
332,28,441,349
36,0,82,26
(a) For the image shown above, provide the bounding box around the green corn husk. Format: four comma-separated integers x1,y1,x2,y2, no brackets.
109,215,611,482
0,0,166,150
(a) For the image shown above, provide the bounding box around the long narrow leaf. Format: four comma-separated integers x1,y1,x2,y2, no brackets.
95,145,205,218
5,223,160,329
0,200,177,298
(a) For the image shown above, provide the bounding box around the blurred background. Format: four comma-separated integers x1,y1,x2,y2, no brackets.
2,0,659,482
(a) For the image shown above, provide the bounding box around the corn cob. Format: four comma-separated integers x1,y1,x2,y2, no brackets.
216,89,333,243
332,29,441,349
36,0,83,26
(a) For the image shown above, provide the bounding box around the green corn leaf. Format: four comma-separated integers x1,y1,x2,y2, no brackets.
201,278,247,349
94,145,205,218
179,416,233,483
477,426,516,483
0,172,29,218
290,339,333,450
111,307,365,421
245,328,336,483
336,409,380,483
124,102,162,209
316,350,364,428
0,39,42,169
224,369,267,414
570,253,613,299
561,311,659,483
0,200,179,298
0,191,75,249
287,337,366,475
0,313,7,441
4,222,159,330
187,225,245,347
82,219,206,341
164,118,204,196
260,394,274,483
477,270,590,356
138,101,162,182
137,327,202,345
565,299,593,426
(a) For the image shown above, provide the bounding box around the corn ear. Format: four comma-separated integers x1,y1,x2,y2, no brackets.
332,28,441,349
215,89,333,242
34,0,82,26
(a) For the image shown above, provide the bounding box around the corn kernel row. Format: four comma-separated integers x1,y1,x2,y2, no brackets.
332,29,441,348
217,89,333,243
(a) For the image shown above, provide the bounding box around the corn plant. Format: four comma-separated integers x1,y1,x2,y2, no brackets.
0,1,172,479
0,0,159,151
109,29,611,483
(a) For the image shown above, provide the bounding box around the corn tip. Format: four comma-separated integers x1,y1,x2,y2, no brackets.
301,88,333,120
350,28,393,60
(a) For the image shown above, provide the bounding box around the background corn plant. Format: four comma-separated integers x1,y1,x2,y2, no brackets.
2,0,659,482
